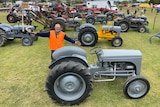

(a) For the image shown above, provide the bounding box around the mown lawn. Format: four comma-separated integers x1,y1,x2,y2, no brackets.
0,8,160,107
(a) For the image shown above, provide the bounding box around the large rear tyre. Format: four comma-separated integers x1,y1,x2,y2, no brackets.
107,14,114,21
86,16,95,25
0,29,7,47
6,13,17,23
119,22,129,32
51,20,66,31
78,27,98,46
123,76,150,99
46,61,93,106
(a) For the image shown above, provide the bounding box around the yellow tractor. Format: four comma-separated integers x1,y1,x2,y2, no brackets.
78,22,123,47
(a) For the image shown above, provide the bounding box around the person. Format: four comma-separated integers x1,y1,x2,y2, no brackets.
32,24,81,61
127,9,130,15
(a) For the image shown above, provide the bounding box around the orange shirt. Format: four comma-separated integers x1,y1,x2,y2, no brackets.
49,30,65,50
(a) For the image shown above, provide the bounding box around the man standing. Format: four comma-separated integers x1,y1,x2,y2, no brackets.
32,24,81,61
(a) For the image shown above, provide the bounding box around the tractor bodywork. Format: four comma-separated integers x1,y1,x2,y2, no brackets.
78,22,122,47
0,23,37,47
46,46,150,106
114,15,149,32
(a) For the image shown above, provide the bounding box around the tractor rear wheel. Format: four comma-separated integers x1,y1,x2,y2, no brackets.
0,29,7,47
107,14,114,21
119,22,129,32
78,27,98,46
86,16,95,25
6,13,17,23
123,76,150,99
46,61,93,106
111,37,123,47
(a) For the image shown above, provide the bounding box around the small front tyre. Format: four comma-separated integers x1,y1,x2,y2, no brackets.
123,76,150,99
111,37,123,47
21,36,33,46
139,26,146,33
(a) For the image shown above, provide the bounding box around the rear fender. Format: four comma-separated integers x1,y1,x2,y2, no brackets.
55,17,66,22
49,56,89,69
79,23,96,30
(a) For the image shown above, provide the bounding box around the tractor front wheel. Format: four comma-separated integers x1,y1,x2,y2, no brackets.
21,36,33,46
123,76,150,99
139,26,146,33
111,37,123,47
45,61,93,106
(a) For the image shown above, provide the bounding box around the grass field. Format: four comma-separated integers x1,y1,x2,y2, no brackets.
1,8,160,107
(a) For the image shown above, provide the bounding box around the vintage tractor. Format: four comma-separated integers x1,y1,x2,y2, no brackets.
29,10,82,32
45,46,150,106
0,23,37,47
114,15,149,33
78,22,123,47
86,12,125,25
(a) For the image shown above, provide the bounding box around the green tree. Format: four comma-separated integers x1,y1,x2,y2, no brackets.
149,0,160,4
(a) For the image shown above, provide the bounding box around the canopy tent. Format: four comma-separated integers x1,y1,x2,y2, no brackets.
139,3,150,8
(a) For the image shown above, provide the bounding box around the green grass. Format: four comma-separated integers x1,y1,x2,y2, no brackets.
1,8,160,107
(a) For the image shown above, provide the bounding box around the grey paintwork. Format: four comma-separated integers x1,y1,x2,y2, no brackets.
0,23,35,39
50,46,142,80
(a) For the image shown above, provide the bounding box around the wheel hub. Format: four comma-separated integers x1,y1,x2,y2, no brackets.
59,75,81,92
121,24,127,30
83,34,93,42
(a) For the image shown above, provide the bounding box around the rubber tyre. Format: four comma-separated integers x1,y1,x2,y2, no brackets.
86,16,95,25
51,19,66,31
111,37,123,47
46,61,93,106
78,27,98,46
123,76,150,99
0,29,7,47
21,36,33,46
6,13,17,23
107,14,114,21
139,26,146,33
119,22,129,32
74,22,81,32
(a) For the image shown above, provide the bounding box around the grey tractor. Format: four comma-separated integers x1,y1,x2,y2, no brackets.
0,23,37,47
45,46,150,106
86,12,125,25
114,15,149,33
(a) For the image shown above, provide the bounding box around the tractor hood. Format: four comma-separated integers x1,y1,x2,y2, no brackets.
0,23,35,32
99,49,142,64
0,24,14,32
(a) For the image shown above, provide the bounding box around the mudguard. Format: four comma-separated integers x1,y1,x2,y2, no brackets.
79,23,96,30
49,46,89,69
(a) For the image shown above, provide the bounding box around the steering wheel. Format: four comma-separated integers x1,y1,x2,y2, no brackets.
89,46,102,55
